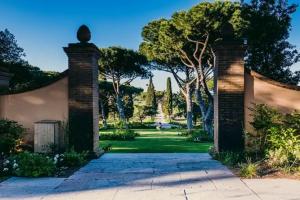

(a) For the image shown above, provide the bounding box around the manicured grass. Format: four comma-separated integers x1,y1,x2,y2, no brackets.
99,129,212,153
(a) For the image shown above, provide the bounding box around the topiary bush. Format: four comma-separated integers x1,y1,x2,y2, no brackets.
0,119,24,154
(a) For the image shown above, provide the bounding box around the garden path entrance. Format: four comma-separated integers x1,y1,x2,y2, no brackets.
2,153,299,200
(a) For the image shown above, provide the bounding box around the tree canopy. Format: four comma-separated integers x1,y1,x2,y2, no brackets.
140,1,246,133
244,0,300,85
0,29,25,64
98,47,149,125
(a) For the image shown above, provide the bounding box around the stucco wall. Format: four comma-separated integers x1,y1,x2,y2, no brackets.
244,70,300,133
0,77,68,143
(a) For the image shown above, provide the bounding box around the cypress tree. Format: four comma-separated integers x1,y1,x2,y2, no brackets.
163,77,173,121
145,76,157,117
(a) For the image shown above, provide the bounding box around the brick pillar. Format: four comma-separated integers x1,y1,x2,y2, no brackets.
64,25,100,156
214,23,246,152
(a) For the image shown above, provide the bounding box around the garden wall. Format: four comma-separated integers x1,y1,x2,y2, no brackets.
0,73,68,143
244,70,300,132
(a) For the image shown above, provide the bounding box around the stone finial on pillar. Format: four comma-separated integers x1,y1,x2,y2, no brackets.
214,22,247,152
64,25,101,156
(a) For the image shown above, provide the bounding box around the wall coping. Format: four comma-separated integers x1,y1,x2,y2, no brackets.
0,69,69,95
245,69,300,91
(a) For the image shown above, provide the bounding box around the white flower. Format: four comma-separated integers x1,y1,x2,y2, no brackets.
3,168,9,172
54,154,59,159
13,163,18,169
4,160,10,165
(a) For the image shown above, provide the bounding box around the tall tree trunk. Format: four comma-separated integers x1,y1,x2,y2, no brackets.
195,85,214,136
99,98,107,129
116,94,127,128
186,84,193,131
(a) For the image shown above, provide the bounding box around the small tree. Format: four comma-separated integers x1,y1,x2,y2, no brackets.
163,77,173,121
135,105,147,123
0,29,25,63
99,80,143,126
99,47,148,127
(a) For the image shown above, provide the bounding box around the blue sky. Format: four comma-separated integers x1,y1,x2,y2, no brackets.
1,0,299,91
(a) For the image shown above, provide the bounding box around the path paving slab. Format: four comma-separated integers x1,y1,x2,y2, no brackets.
0,153,299,200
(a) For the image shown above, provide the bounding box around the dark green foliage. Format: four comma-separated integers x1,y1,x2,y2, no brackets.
100,129,139,141
99,80,143,122
248,104,300,154
0,119,24,154
143,105,158,119
99,47,149,82
57,149,88,168
173,93,186,118
124,93,134,120
0,29,60,93
243,0,300,85
0,29,25,63
163,77,173,120
13,152,56,177
145,76,157,116
128,122,154,129
211,151,247,167
98,47,149,123
284,112,300,133
134,105,148,123
102,144,112,152
250,104,283,133
0,61,60,94
243,104,300,174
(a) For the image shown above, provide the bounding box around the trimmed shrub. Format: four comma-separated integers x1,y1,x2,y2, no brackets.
0,119,24,154
100,129,139,141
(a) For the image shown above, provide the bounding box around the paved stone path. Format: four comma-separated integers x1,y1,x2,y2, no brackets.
0,153,299,200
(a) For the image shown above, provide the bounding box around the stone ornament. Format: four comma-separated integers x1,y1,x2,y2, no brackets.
77,25,91,43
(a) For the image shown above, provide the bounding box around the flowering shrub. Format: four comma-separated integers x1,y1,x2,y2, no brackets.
0,149,89,178
0,156,13,176
11,152,56,177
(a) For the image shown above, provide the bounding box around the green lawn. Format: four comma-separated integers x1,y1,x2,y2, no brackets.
99,129,212,153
